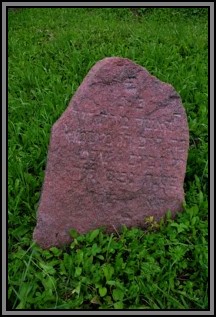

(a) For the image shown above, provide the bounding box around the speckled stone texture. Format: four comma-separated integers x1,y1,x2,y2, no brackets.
33,57,189,249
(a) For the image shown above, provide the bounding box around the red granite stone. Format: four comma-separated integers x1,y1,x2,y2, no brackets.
33,57,189,249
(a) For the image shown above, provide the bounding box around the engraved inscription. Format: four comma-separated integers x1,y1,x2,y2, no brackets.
123,78,138,95
106,169,135,185
135,116,183,132
129,154,142,166
136,99,146,110
73,111,183,192
64,117,187,168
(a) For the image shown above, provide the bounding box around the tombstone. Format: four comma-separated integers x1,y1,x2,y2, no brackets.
33,57,189,249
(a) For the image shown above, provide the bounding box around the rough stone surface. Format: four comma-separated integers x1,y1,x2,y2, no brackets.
33,57,189,249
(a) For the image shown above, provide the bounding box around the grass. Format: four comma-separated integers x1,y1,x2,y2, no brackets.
8,8,208,310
